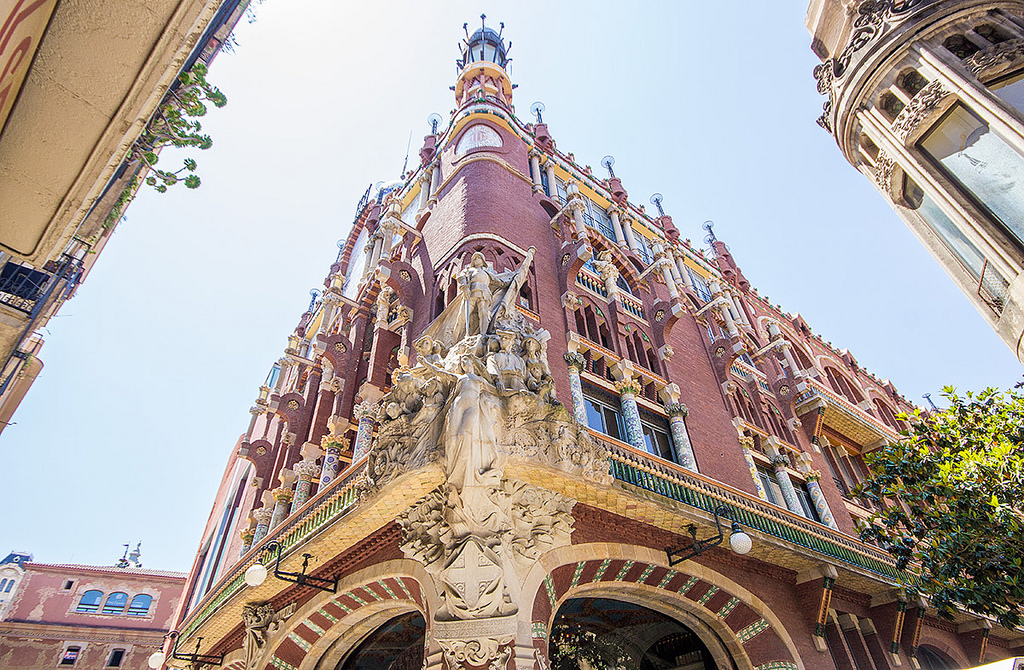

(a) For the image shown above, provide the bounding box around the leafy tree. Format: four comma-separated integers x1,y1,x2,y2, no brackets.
856,386,1024,627
549,623,626,670
134,62,227,192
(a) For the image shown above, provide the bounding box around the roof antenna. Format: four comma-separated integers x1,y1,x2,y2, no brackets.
497,21,504,41
530,101,545,124
462,22,470,40
922,393,939,411
601,155,616,179
401,130,412,176
650,193,665,217
427,113,443,135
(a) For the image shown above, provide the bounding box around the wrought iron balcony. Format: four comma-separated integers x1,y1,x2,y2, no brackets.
0,261,52,315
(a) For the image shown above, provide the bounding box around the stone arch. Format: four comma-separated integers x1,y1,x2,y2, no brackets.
261,560,436,670
915,635,970,670
523,543,804,670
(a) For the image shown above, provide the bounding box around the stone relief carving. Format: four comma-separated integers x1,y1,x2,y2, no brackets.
964,37,1024,78
874,150,896,195
890,80,950,142
811,0,930,132
242,601,296,670
437,636,514,670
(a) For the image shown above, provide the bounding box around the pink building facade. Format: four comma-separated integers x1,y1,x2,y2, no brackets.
0,561,184,669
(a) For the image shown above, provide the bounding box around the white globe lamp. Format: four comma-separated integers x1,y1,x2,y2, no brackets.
244,562,268,587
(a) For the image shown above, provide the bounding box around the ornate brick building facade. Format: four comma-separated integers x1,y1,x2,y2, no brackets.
807,0,1024,362
170,19,1020,670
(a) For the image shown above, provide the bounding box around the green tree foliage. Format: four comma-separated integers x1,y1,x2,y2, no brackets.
856,386,1024,627
549,624,627,670
135,62,227,192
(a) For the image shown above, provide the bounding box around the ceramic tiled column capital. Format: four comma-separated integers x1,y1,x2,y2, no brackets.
739,437,768,501
251,507,274,544
290,460,320,514
320,435,350,487
270,487,294,529
802,470,840,529
239,528,255,555
769,454,804,514
352,401,379,461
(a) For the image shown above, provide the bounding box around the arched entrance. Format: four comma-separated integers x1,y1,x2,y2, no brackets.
550,597,716,669
917,645,957,670
336,611,425,670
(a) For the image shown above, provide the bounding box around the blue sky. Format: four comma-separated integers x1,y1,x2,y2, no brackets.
0,1,1018,571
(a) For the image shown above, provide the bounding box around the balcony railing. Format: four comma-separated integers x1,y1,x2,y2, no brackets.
802,378,899,443
178,457,369,643
576,268,608,298
0,261,52,314
600,433,903,581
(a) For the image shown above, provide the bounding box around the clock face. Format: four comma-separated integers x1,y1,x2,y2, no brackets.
456,124,502,155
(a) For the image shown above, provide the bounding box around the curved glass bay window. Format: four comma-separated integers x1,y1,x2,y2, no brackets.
902,175,987,279
919,103,1024,244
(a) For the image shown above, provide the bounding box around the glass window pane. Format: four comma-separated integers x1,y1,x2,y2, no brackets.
758,470,778,505
102,592,128,615
127,594,152,616
76,590,103,613
602,407,622,441
920,103,1024,244
902,176,987,279
584,399,604,433
991,70,1024,117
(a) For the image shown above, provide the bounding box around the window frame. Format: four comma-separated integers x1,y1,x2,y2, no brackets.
75,590,104,614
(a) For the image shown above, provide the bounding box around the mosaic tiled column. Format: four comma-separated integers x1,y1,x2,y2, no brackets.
352,401,379,461
804,471,840,529
614,378,646,451
770,454,804,514
739,436,768,500
319,435,348,487
665,403,697,472
563,352,588,425
251,507,274,544
528,149,544,193
290,460,320,515
239,528,254,555
269,487,294,529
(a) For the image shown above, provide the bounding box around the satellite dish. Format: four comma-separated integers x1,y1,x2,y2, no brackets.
530,101,545,123
427,113,443,134
601,155,616,178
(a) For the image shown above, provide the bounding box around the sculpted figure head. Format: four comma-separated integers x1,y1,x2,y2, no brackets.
413,336,433,357
470,252,487,268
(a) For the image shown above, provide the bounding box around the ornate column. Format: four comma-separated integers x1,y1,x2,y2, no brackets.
544,161,558,198
768,452,804,515
803,471,840,529
251,507,274,544
290,460,320,514
352,400,379,461
269,486,294,529
319,434,348,487
239,528,254,555
665,403,697,472
528,149,544,193
709,282,739,337
675,253,694,289
620,213,640,253
563,352,588,425
739,435,769,501
614,377,646,451
607,205,627,246
654,246,679,299
728,291,748,326
418,171,432,210
430,161,441,201
565,181,587,240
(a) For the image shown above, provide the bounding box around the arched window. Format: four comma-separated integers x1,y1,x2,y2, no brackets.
896,68,928,97
975,23,1012,44
943,34,980,59
102,592,129,615
917,645,955,670
127,594,153,616
76,590,104,613
0,579,7,592
3,580,11,593
879,92,905,121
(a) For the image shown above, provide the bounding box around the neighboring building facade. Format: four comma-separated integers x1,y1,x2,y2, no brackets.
0,560,184,669
0,0,249,434
0,551,32,620
171,20,1020,670
806,0,1024,362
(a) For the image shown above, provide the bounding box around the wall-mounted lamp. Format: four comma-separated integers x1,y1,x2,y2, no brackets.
666,505,752,566
147,632,223,669
243,540,337,593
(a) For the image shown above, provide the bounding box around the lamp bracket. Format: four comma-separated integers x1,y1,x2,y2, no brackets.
260,540,338,593
665,505,734,566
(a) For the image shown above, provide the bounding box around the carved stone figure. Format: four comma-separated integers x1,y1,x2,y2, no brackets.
457,248,535,337
242,601,296,669
486,330,528,394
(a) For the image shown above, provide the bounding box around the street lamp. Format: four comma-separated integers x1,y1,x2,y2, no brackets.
666,505,753,566
244,540,337,593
